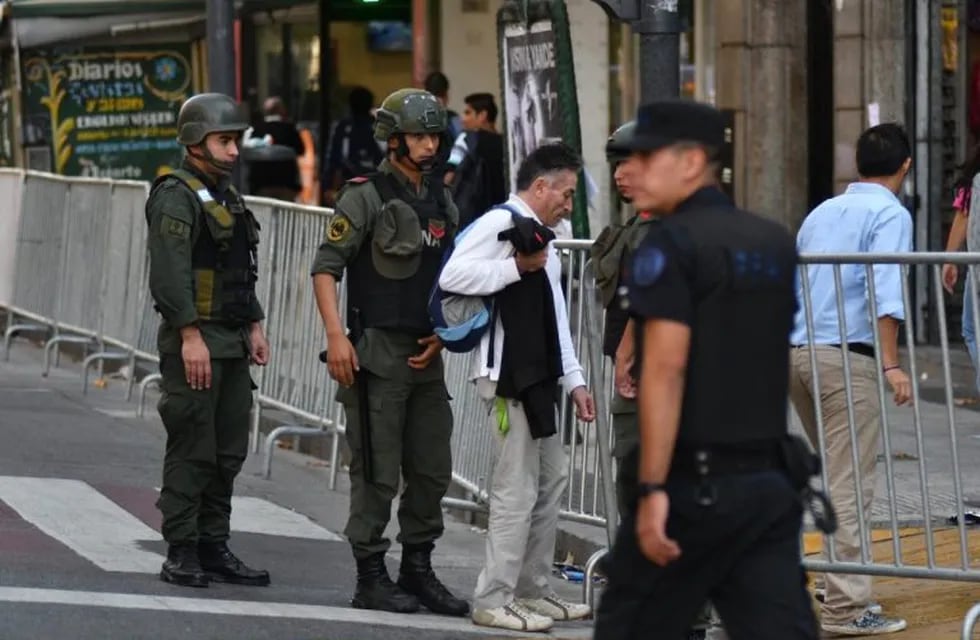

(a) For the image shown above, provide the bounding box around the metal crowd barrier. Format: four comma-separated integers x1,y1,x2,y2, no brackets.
794,253,980,636
81,181,152,400
3,172,68,359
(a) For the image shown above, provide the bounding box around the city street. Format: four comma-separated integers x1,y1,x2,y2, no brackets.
0,343,591,640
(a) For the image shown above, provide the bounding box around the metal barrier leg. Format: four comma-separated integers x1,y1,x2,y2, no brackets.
329,430,342,491
81,351,130,395
124,353,137,402
41,335,94,377
584,548,608,610
137,373,162,418
963,603,980,640
262,425,330,479
250,394,263,454
3,323,46,361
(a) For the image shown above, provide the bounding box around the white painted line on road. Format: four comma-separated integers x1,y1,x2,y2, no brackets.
0,587,594,638
0,476,163,572
230,497,343,541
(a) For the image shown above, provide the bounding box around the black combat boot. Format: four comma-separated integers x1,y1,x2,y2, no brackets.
397,543,469,617
160,543,209,588
352,553,420,613
198,541,271,586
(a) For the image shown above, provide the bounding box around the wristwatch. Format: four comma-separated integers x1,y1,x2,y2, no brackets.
637,482,666,498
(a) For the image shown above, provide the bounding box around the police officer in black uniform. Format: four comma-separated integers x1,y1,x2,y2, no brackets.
592,101,820,640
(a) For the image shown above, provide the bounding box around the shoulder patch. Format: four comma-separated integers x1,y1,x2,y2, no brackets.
162,214,191,240
327,215,353,243
632,244,666,287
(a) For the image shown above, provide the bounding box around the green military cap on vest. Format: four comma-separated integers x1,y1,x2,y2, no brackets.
370,201,424,280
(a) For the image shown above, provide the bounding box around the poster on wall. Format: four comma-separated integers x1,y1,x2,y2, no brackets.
500,21,562,193
21,44,193,180
497,0,589,237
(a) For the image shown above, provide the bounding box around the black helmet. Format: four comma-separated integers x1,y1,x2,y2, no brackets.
177,93,249,146
605,121,636,164
374,89,447,142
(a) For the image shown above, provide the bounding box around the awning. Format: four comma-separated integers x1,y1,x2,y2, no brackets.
13,11,203,47
8,0,310,17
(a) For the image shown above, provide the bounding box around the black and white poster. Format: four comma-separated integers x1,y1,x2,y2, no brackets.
500,20,563,193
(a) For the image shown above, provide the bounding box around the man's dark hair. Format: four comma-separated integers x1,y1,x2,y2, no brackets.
424,71,449,98
348,86,374,117
515,142,582,191
856,123,911,177
464,92,498,123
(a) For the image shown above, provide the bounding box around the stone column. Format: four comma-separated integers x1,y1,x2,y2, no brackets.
833,0,907,193
715,0,808,230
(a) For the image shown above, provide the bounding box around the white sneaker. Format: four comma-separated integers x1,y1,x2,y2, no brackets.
472,601,554,632
517,594,592,621
822,611,908,636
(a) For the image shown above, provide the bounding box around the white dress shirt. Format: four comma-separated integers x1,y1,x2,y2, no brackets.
437,194,586,395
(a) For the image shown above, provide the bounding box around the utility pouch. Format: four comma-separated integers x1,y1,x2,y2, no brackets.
780,434,838,535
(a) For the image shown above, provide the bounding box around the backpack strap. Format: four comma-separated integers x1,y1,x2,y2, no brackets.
484,203,526,370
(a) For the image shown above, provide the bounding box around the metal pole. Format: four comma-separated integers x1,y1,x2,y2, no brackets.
206,0,236,96
319,0,332,203
591,0,680,103
636,2,680,103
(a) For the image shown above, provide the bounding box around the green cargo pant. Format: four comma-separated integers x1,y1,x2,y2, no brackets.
339,371,453,560
611,393,638,518
156,355,253,545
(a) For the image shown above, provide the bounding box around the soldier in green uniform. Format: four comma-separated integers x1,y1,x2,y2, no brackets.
590,121,658,516
146,92,270,589
311,88,469,617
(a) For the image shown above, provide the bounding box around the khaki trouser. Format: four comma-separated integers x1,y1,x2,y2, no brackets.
473,377,569,611
789,345,881,625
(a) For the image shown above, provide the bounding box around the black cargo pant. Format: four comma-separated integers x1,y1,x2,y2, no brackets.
156,355,253,545
593,469,818,640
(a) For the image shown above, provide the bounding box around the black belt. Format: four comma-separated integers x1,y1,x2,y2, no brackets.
670,442,783,478
831,342,875,359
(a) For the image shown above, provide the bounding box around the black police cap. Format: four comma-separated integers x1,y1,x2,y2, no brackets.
625,100,725,152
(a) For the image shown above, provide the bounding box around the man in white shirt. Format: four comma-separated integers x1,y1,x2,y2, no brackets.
438,143,596,633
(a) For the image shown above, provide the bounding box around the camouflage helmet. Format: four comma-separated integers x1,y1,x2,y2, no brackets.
374,89,447,142
605,121,636,163
176,93,249,146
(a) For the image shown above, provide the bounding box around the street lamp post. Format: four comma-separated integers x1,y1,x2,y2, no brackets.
591,0,681,103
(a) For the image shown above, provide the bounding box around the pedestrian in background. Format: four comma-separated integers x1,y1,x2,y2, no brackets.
146,93,271,589
943,144,980,394
438,142,596,633
247,96,305,202
789,123,912,636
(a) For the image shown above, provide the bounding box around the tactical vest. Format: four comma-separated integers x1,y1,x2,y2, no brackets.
346,172,456,335
592,213,657,357
153,169,261,325
663,207,797,447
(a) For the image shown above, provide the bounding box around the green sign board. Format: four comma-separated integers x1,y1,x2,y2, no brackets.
21,44,192,180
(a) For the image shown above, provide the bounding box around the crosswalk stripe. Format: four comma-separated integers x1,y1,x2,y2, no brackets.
230,497,342,541
0,476,163,573
0,477,343,572
0,586,594,638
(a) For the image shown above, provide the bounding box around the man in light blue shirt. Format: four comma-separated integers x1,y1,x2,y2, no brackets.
789,123,912,636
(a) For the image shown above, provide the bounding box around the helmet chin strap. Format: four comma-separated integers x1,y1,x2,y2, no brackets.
394,134,437,174
190,144,235,176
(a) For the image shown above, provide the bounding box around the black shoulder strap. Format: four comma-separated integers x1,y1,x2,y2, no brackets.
371,172,399,203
